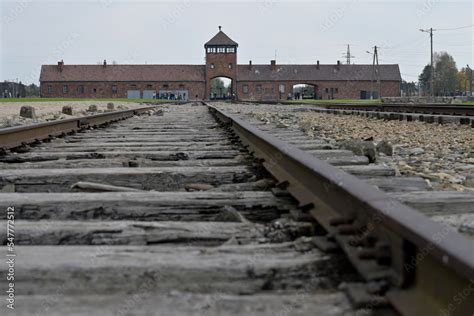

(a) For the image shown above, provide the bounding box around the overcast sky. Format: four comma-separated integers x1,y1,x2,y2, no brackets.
1,0,472,85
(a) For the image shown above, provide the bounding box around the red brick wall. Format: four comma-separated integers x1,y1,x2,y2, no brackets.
40,81,206,100
237,80,401,101
205,50,237,99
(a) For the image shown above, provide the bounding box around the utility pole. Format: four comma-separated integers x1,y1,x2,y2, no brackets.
467,65,473,97
367,46,380,99
420,28,434,98
375,46,381,99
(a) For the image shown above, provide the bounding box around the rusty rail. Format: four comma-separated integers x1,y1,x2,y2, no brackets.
321,104,474,116
207,103,474,316
240,100,474,116
0,107,155,150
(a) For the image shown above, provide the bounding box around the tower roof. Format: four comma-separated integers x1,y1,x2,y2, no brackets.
205,26,238,47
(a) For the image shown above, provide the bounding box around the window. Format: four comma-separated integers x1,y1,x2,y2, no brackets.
131,84,137,89
93,88,97,93
217,47,225,53
112,85,118,93
163,84,169,89
243,84,249,94
325,88,329,93
210,63,215,69
228,63,233,69
77,85,84,94
226,47,235,53
146,84,153,89
63,85,68,93
279,84,285,93
179,84,185,89
335,88,339,93
48,85,53,94
256,85,262,93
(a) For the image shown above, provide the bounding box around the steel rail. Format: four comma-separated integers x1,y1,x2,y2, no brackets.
207,103,474,316
241,100,474,116
0,106,155,150
321,104,474,116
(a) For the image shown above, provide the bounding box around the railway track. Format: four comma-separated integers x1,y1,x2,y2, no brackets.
0,103,473,315
320,104,474,117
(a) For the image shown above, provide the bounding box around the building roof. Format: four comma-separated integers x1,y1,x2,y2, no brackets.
237,64,402,82
40,63,401,83
205,30,238,47
40,64,206,82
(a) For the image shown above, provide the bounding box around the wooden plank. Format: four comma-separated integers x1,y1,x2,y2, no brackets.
0,221,270,245
0,166,255,192
0,150,242,162
389,191,474,215
0,191,291,221
2,244,346,295
0,158,250,169
319,156,370,166
339,165,396,177
46,141,233,147
64,137,226,143
37,145,238,152
10,292,351,316
364,177,431,192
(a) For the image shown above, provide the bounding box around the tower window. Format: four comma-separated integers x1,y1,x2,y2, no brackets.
226,47,235,53
228,63,233,69
210,63,215,69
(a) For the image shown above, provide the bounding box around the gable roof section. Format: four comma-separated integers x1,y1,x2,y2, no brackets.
237,64,402,82
40,64,206,82
205,31,238,47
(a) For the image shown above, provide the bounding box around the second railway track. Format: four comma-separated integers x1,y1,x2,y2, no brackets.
0,102,472,315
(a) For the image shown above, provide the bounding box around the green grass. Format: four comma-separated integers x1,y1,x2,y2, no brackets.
462,101,474,105
0,98,175,103
286,99,382,104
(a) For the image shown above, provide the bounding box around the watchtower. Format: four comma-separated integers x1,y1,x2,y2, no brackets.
205,26,238,99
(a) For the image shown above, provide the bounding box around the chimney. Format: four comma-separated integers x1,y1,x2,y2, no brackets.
249,60,252,70
316,60,320,70
337,60,341,70
271,60,276,70
103,59,107,67
57,60,64,72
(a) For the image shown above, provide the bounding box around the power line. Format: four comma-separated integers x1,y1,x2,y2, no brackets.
435,25,473,31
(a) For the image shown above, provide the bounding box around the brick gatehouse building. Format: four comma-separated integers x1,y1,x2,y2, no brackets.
40,27,401,101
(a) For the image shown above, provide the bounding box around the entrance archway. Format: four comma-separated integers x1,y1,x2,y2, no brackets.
292,84,318,100
210,77,233,100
